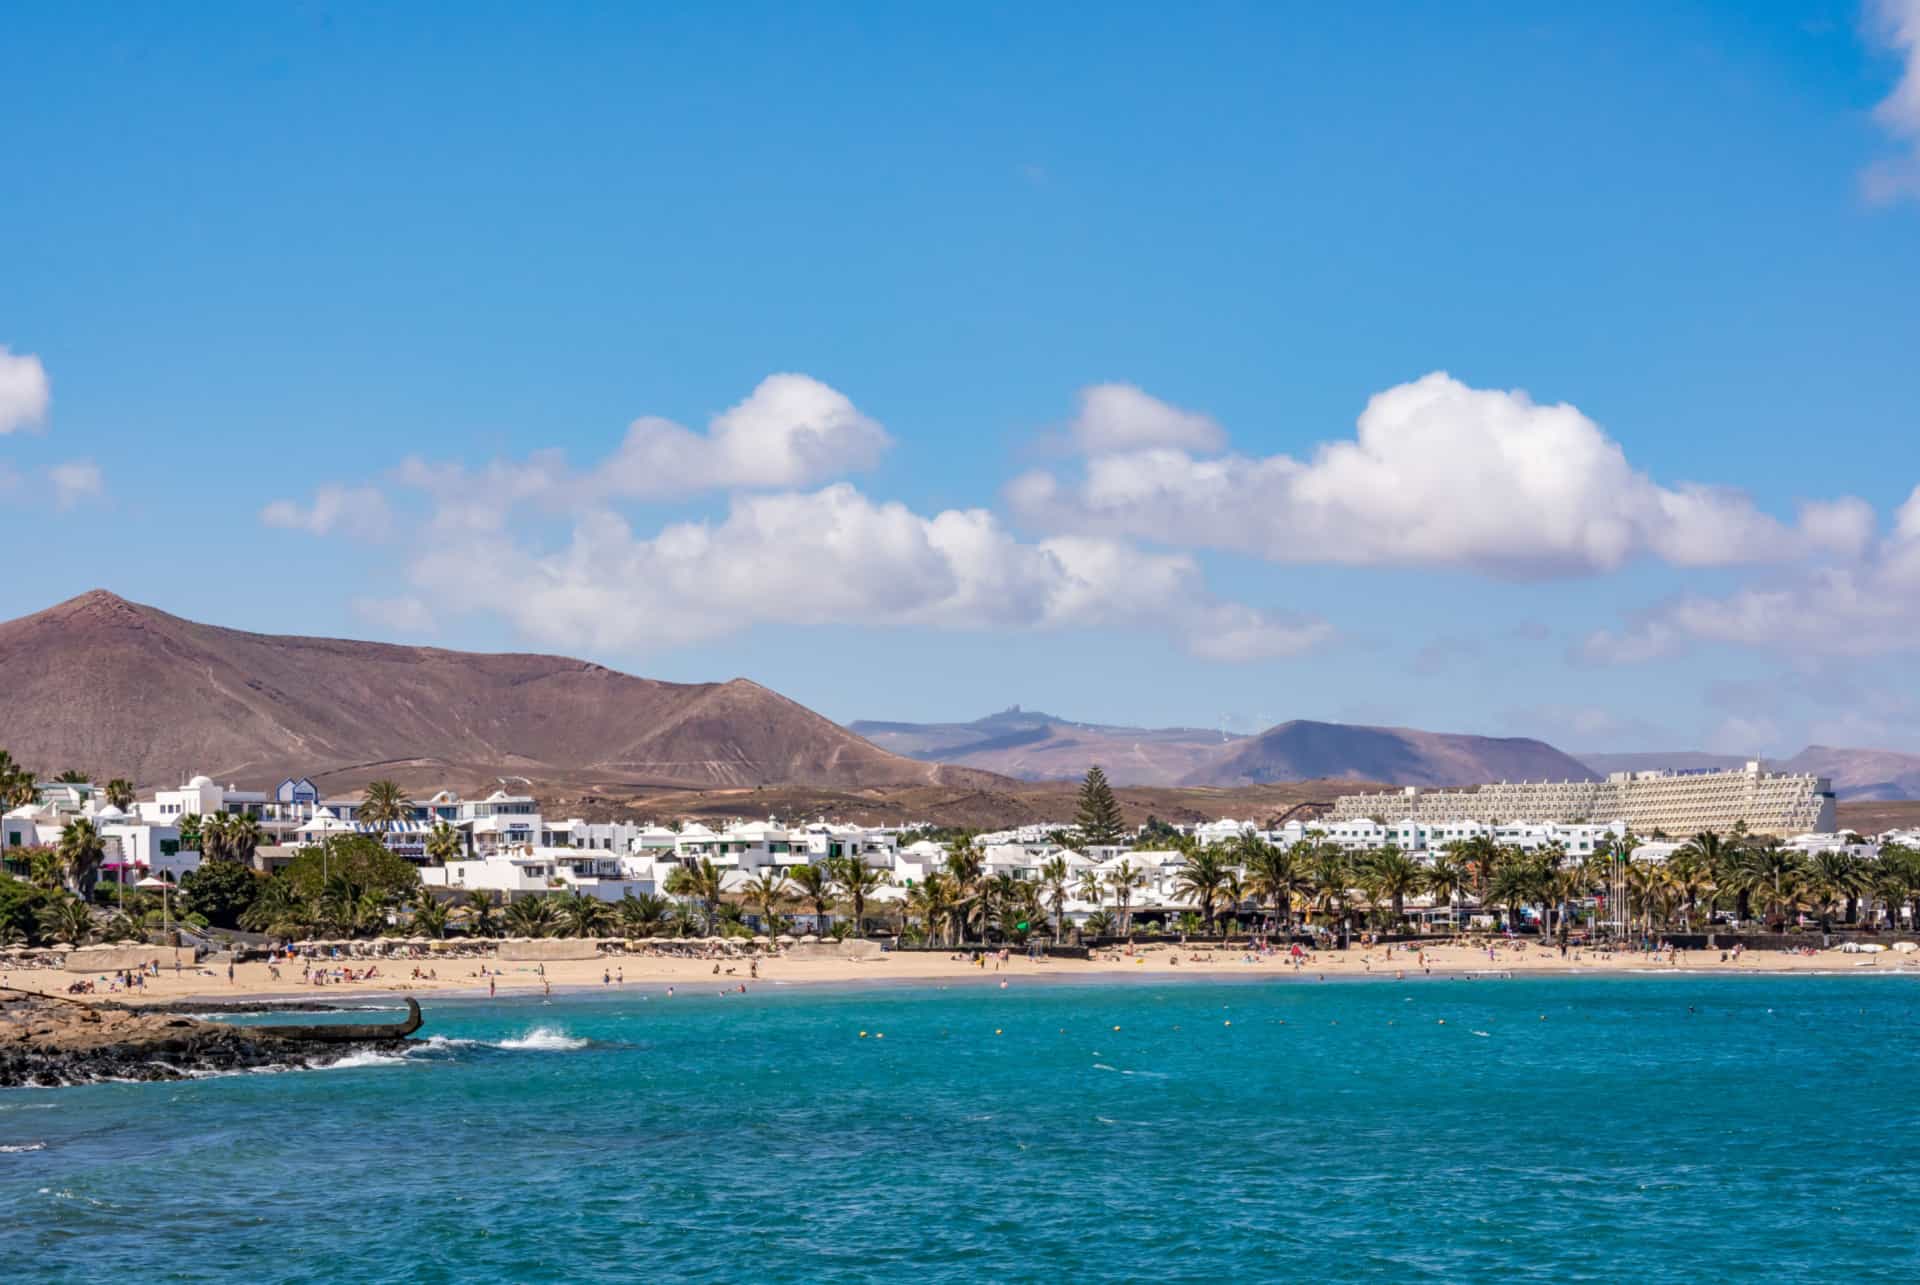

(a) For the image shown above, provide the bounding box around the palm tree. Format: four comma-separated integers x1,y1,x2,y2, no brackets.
1871,844,1920,931
1245,842,1313,936
742,868,793,932
461,889,499,936
359,779,413,825
243,879,315,937
27,847,63,891
1306,843,1354,943
1105,860,1146,935
225,814,263,866
1663,849,1717,933
38,897,95,946
555,890,609,937
410,892,450,939
197,812,230,863
104,778,136,809
665,857,728,934
1083,909,1117,936
1803,851,1864,933
614,892,671,938
1426,846,1471,930
176,812,204,856
426,822,465,865
57,817,106,899
1172,846,1234,934
905,870,958,946
1734,846,1807,931
53,769,89,784
1038,856,1071,944
503,896,561,938
1357,845,1423,930
831,855,889,937
787,863,834,933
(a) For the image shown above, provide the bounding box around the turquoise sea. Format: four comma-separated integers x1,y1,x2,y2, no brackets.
4,975,1919,1282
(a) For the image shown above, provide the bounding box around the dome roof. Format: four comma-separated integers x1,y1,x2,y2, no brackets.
188,774,214,788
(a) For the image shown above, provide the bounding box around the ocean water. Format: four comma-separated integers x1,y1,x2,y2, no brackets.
4,974,1919,1282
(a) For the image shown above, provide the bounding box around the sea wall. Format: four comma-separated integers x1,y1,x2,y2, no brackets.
498,939,601,962
64,946,198,973
787,940,883,961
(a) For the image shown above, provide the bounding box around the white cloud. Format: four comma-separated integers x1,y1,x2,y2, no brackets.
1797,496,1876,557
1864,0,1920,203
49,460,103,509
1070,383,1226,454
1016,372,1831,579
351,595,436,634
260,484,393,540
404,483,1329,662
1583,483,1920,662
598,373,889,496
0,346,51,434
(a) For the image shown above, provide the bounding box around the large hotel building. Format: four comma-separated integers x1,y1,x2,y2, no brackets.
1328,761,1836,838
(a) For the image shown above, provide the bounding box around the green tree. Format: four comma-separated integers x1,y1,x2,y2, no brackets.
285,834,422,904
38,896,95,945
1245,840,1313,935
426,821,465,864
104,778,136,809
1105,859,1146,935
0,876,57,944
614,891,671,938
359,779,413,825
554,890,609,937
410,893,450,939
1038,856,1072,944
830,855,889,937
1072,765,1125,847
57,817,106,899
787,863,834,933
176,812,204,855
664,857,728,934
178,861,264,928
742,868,793,932
462,889,500,936
54,769,90,784
1357,845,1423,930
502,896,559,938
1172,846,1234,934
905,870,959,946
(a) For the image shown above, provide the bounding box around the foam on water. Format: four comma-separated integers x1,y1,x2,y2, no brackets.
494,1027,589,1051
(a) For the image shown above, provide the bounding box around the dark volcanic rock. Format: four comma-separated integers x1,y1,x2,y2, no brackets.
0,991,413,1088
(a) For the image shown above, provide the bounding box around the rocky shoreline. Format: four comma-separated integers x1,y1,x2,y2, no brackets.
0,990,421,1088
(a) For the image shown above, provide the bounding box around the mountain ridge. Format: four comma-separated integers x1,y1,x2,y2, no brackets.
0,590,999,794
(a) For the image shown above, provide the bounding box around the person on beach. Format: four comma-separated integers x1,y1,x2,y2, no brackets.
489,976,496,997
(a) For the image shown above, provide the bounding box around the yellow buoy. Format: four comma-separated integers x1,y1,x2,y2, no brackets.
1112,1025,1121,1031
859,1031,868,1038
995,1028,1002,1035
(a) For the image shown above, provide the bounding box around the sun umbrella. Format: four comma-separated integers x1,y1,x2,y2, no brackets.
799,934,820,944
752,935,771,945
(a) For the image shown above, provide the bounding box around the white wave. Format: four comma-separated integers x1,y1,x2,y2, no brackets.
313,1049,410,1070
1,1142,47,1153
495,1027,588,1052
415,1035,479,1051
1092,1062,1117,1072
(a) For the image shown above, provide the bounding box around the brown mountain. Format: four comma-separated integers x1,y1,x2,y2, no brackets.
849,707,1238,786
1179,719,1597,788
0,590,998,794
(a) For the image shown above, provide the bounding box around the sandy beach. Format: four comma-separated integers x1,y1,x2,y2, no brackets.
5,938,1916,1008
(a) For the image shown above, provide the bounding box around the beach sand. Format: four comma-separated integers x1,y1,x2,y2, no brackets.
4,938,1914,1007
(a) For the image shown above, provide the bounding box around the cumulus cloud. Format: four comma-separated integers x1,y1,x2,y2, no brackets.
1070,383,1226,454
599,373,889,496
403,483,1329,661
1014,371,1853,579
1863,0,1920,203
50,460,103,509
0,346,51,434
260,484,393,540
1583,483,1920,662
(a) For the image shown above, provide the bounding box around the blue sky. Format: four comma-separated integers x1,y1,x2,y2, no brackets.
5,1,1920,753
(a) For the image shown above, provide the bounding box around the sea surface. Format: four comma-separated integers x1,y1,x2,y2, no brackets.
3,974,1919,1282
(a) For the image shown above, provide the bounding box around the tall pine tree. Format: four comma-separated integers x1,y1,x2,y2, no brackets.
1072,765,1125,846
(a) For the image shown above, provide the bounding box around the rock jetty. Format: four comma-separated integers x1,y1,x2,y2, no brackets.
0,990,423,1088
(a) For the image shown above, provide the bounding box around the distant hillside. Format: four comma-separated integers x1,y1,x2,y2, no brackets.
1576,752,1759,776
854,709,1594,789
849,707,1238,786
1780,746,1920,801
1576,747,1920,802
0,590,1001,794
1181,720,1597,789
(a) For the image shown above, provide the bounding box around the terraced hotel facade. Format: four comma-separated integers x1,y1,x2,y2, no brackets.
1330,761,1837,838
